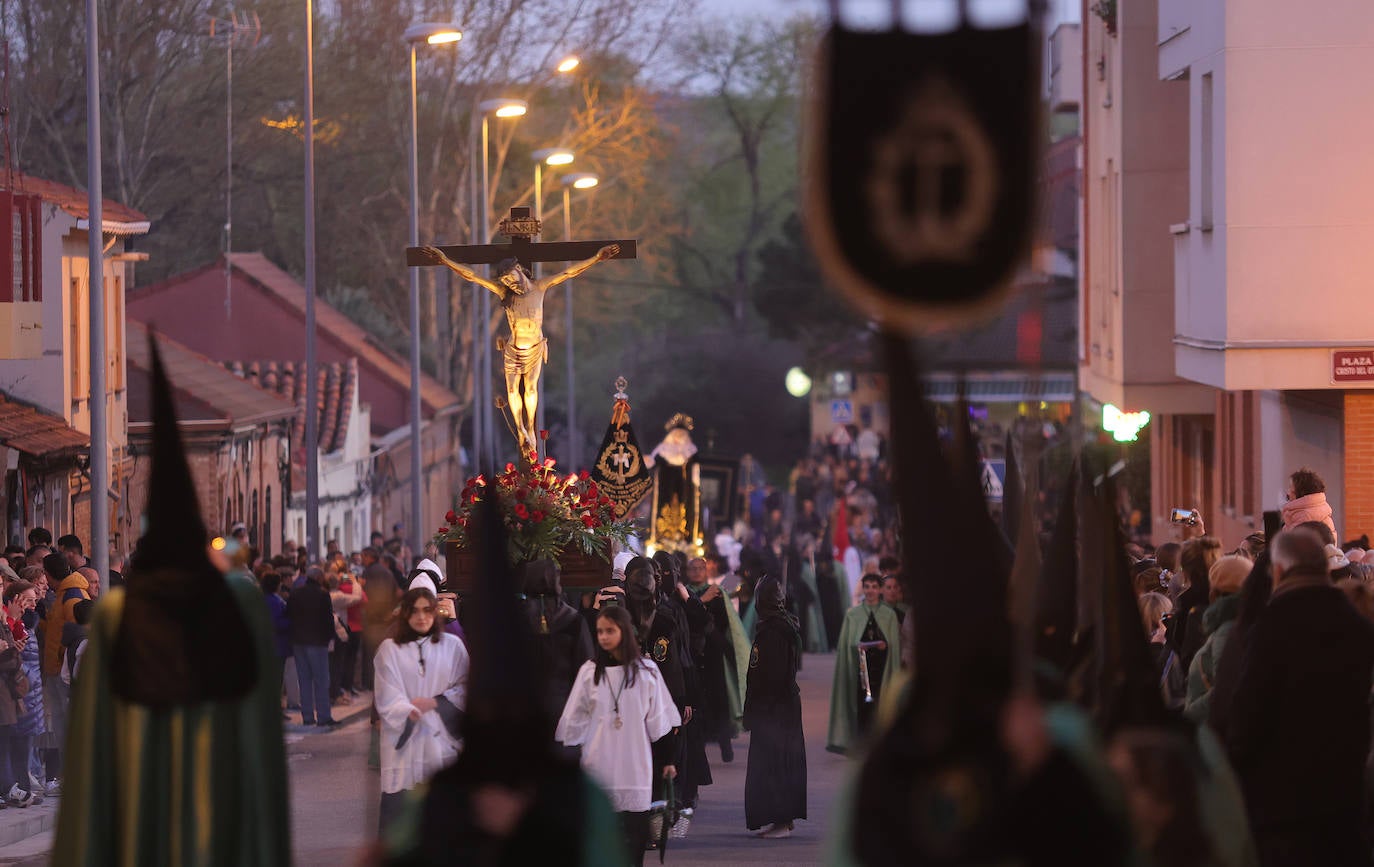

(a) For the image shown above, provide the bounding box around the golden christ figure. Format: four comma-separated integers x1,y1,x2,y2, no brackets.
421,243,620,455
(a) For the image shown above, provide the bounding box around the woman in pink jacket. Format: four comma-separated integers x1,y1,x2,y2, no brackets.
1281,468,1338,539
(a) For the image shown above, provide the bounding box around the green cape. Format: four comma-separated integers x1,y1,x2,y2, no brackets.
54,572,291,866
797,563,832,653
826,602,903,755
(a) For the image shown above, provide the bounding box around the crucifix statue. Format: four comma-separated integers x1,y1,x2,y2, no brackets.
408,207,637,457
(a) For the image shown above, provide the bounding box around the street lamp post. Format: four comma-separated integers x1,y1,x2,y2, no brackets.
475,98,527,469
560,172,599,469
85,0,109,579
531,147,575,454
403,22,462,559
303,0,319,562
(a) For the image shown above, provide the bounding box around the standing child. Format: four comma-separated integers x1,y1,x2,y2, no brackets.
557,605,680,867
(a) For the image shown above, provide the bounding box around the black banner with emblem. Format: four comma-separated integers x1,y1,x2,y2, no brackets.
804,18,1040,334
590,386,653,520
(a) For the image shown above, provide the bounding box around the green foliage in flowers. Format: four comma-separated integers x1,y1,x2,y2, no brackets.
436,451,638,565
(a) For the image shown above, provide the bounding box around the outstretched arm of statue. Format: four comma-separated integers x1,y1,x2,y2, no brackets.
541,244,621,290
417,246,505,295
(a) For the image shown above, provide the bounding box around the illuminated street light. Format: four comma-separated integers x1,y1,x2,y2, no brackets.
785,367,813,398
403,21,462,556
479,97,528,118
531,147,578,442
534,147,575,166
557,55,580,73
403,23,462,45
557,171,603,468
472,98,529,469
563,173,599,190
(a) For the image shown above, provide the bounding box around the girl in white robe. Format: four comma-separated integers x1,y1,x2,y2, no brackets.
557,604,680,867
374,587,469,832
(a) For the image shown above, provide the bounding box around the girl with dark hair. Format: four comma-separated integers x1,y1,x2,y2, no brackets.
374,587,469,832
556,604,680,867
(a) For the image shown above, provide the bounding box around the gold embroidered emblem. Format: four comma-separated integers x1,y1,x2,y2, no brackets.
655,496,688,542
652,637,670,663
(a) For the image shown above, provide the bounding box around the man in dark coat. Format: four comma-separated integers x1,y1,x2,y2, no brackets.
743,576,806,838
1228,529,1374,866
285,567,337,727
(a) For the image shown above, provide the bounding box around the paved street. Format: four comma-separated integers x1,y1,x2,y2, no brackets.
0,653,849,865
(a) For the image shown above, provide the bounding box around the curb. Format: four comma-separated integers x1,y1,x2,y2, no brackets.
0,799,59,849
283,697,374,737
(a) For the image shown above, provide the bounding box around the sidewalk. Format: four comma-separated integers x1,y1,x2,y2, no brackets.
0,691,375,860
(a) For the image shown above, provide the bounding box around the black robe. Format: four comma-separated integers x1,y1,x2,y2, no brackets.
690,589,738,746
663,595,713,804
744,614,807,829
526,599,595,723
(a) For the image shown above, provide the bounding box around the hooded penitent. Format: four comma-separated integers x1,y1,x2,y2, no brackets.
54,333,290,866
1089,474,1172,736
624,556,658,640
111,337,258,706
391,495,625,867
850,337,1017,863
1034,461,1080,680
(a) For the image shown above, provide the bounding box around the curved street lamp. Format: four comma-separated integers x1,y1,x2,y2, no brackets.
472,97,529,469
557,172,602,468
403,21,462,556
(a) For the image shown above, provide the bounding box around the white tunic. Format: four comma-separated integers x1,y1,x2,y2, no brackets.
374,633,469,794
555,659,681,813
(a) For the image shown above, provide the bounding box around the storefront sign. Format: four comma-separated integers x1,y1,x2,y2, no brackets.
1333,350,1374,382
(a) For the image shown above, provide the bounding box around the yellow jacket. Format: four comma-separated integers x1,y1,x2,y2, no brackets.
43,573,90,676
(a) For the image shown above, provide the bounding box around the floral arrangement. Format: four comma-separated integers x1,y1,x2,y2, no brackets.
435,451,637,565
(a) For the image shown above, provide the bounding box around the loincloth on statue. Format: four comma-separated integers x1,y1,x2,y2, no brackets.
502,338,548,378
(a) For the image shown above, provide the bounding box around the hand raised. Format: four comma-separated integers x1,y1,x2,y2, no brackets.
416,246,448,265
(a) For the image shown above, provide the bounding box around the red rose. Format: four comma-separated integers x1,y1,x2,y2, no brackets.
539,429,550,440
543,457,557,470
475,476,487,487
437,525,449,535
579,470,591,480
532,510,546,522
515,503,530,520
445,510,457,524
581,515,598,528
457,516,468,526
600,496,612,507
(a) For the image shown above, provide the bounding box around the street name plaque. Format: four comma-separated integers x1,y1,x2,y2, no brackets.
1333,349,1374,382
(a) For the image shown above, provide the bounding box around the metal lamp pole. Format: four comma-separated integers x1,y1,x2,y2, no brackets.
85,0,109,578
531,147,574,458
303,0,320,561
476,99,527,468
560,173,599,470
403,22,462,556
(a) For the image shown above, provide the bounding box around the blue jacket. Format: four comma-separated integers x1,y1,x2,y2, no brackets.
264,593,291,659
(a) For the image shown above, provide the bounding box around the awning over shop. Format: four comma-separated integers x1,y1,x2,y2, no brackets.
0,394,89,458
923,372,1077,404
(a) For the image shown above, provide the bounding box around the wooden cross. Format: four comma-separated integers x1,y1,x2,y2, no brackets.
405,206,637,271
